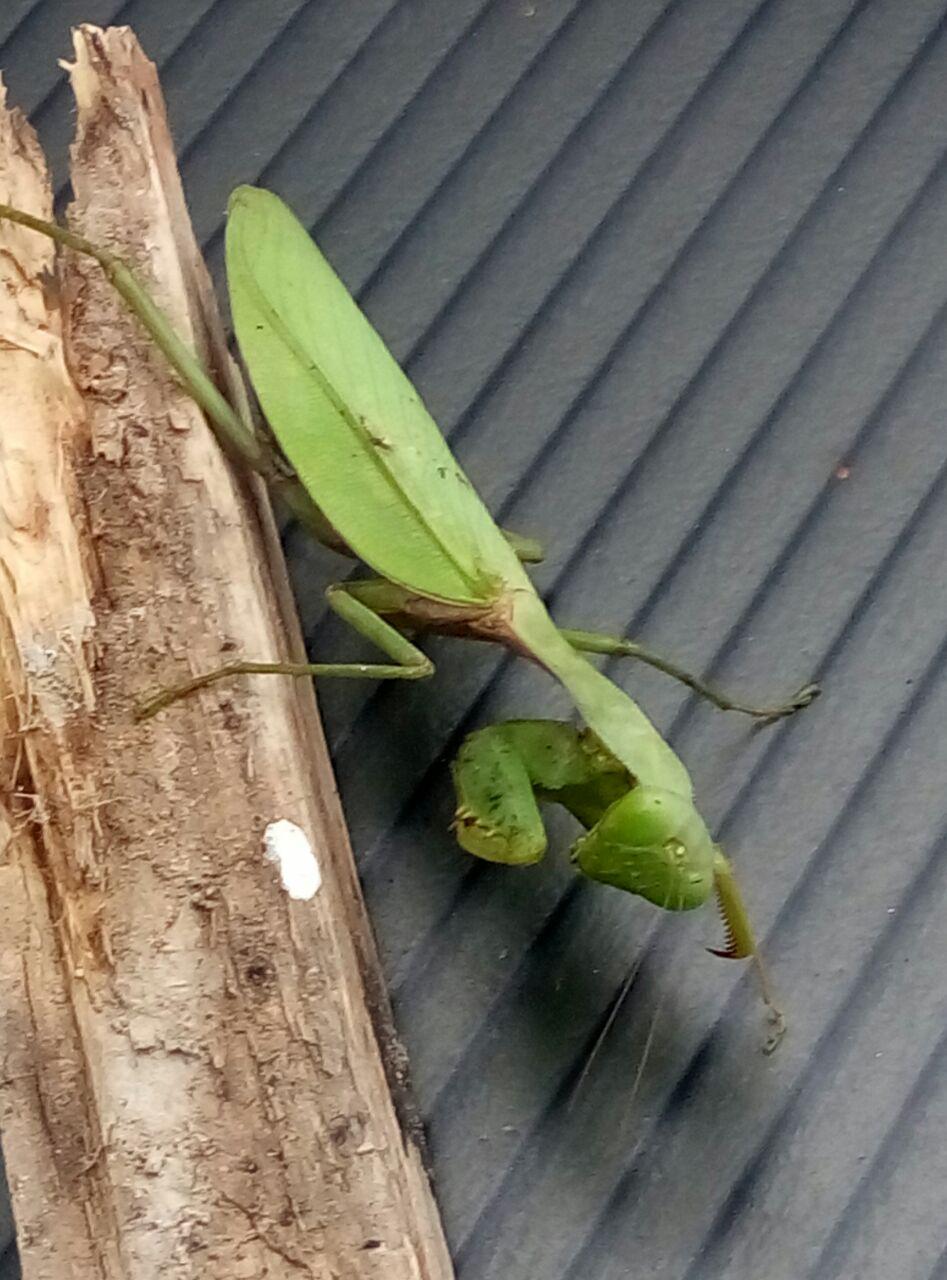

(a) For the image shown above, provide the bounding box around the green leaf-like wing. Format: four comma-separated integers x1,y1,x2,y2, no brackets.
226,186,528,605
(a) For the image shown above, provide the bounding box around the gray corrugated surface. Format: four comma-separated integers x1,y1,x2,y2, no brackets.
3,3,947,1276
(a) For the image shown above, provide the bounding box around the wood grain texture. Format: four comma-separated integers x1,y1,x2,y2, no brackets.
0,25,452,1280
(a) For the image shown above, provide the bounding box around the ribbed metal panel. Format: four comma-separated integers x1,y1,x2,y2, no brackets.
3,4,947,1276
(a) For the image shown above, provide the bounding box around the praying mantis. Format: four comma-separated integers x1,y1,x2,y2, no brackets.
0,188,818,1038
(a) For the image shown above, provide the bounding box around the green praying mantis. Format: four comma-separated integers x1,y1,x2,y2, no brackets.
0,189,819,1040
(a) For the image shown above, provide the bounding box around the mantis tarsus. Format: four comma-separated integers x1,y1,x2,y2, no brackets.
0,190,819,1044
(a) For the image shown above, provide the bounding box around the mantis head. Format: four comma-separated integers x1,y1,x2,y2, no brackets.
572,787,759,963
451,720,783,1043
571,786,717,912
450,720,761,966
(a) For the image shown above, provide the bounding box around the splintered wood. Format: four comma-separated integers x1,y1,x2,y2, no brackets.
0,25,452,1280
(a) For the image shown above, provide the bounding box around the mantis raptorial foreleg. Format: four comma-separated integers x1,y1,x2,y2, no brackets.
711,849,785,1050
453,719,785,1047
451,720,632,865
135,584,434,718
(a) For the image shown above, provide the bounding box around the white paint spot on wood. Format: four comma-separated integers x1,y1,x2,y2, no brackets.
263,820,321,900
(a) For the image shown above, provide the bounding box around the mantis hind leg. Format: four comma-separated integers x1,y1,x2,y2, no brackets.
135,584,434,718
559,627,820,724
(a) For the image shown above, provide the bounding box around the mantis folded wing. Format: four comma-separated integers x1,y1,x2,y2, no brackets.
0,189,818,1039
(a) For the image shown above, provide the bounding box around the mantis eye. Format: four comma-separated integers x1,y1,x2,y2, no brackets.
663,838,688,865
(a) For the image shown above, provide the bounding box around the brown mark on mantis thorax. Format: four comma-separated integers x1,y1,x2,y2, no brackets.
384,590,539,662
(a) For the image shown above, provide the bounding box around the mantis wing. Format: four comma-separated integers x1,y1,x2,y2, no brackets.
226,186,529,606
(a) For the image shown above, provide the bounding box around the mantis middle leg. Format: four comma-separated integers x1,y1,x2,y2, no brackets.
136,584,434,718
559,627,820,723
340,580,819,724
